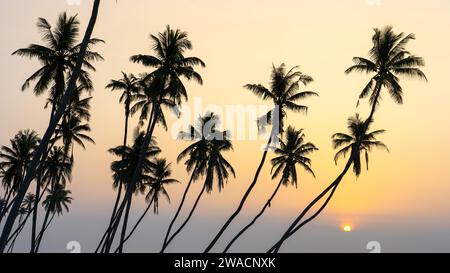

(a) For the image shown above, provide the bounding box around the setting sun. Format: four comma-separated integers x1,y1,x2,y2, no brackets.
343,225,352,232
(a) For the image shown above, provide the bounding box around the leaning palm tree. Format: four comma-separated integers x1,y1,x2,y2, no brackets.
205,64,317,252
0,1,101,252
118,158,179,249
345,25,427,125
0,130,40,222
161,113,235,252
34,184,73,252
223,126,317,252
268,115,388,253
105,132,160,253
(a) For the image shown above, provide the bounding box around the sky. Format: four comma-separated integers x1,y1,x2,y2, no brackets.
1,0,450,253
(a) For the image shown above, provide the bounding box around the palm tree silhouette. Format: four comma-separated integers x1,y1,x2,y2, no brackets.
206,64,317,252
7,193,35,253
34,184,73,252
106,132,160,252
118,158,179,249
345,25,427,124
0,1,101,251
0,130,40,222
12,12,103,120
161,113,235,252
224,126,317,252
268,115,388,253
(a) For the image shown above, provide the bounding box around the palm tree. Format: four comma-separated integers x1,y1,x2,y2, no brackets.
0,1,101,252
34,184,73,252
161,113,235,252
118,158,179,249
12,12,103,119
224,126,317,252
105,132,160,253
268,115,388,253
345,25,427,125
0,130,40,222
205,64,317,252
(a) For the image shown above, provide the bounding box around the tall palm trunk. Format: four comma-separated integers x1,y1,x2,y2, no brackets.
161,181,208,253
162,169,196,248
204,135,273,253
0,0,101,253
7,214,24,253
30,174,42,253
117,185,134,253
224,178,284,253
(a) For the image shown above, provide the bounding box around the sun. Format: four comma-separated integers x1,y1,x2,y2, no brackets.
343,225,352,232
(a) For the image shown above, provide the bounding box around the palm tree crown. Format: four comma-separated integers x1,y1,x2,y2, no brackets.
245,64,318,133
177,112,235,192
332,114,389,176
12,12,104,103
271,126,318,187
345,25,427,108
42,184,73,216
130,25,205,105
145,158,179,214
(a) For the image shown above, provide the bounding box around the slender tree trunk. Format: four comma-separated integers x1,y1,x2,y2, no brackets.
204,135,274,253
162,170,196,249
0,189,14,222
224,179,284,253
7,215,24,253
161,182,207,253
0,0,101,253
30,174,42,253
115,196,155,251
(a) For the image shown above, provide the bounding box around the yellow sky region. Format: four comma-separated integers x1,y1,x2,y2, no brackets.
1,0,450,227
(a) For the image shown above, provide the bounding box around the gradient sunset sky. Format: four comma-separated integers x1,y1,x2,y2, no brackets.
1,0,450,252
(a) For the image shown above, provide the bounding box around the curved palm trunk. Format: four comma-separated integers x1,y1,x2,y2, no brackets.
114,196,155,251
30,174,42,253
161,182,207,253
7,215,24,253
0,0,101,253
162,171,196,249
204,135,273,253
224,179,283,253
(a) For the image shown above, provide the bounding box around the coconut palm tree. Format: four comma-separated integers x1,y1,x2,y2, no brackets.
345,25,427,125
224,126,317,252
0,130,40,222
0,1,101,251
205,64,317,252
121,27,205,249
104,132,160,253
161,113,235,252
268,115,388,253
12,12,103,118
118,158,179,249
34,184,73,252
